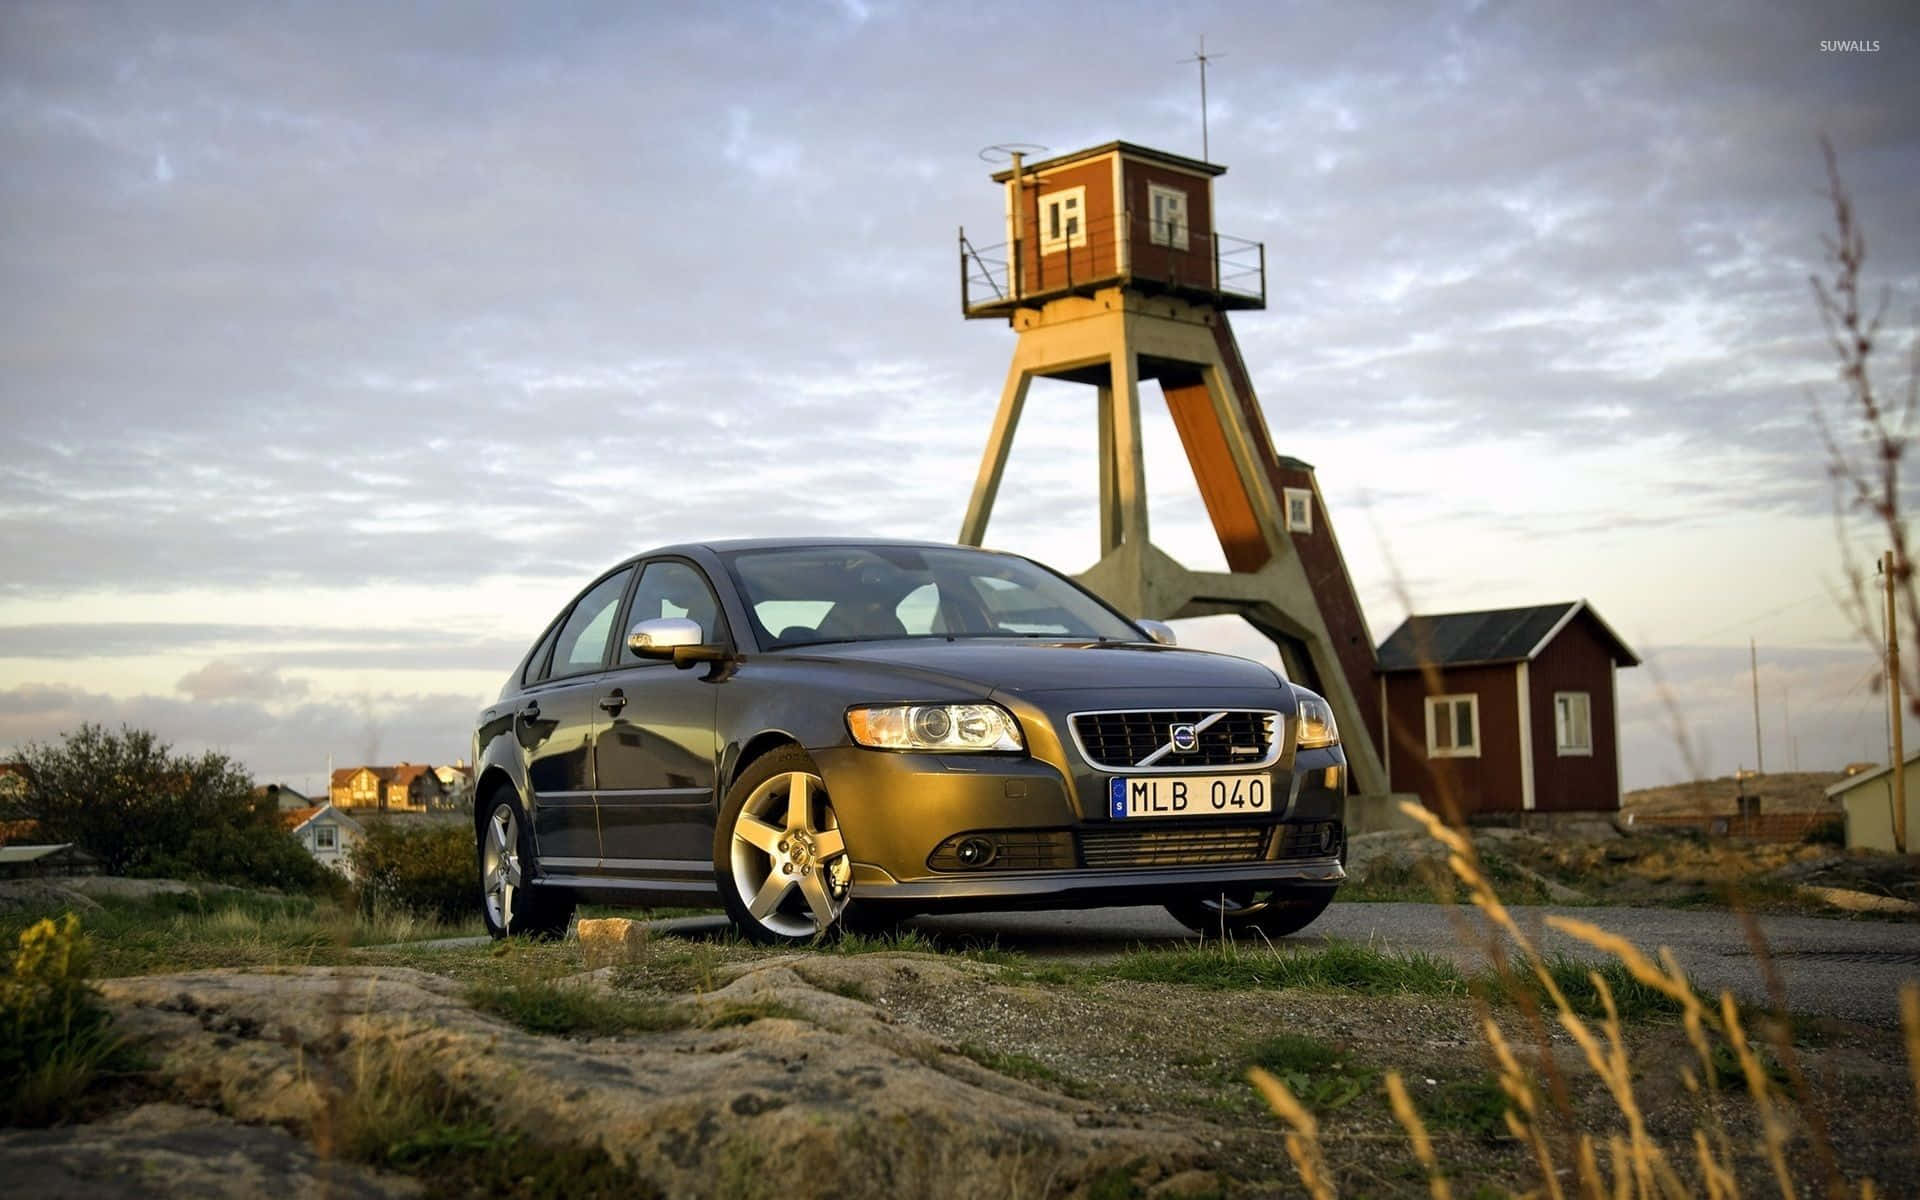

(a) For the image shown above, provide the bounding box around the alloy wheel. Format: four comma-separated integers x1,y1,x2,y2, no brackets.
728,770,850,939
483,802,523,933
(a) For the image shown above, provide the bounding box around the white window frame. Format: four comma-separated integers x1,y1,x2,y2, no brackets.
1425,693,1480,759
1039,186,1087,255
314,825,338,851
1147,182,1189,250
1283,487,1314,534
1555,691,1593,756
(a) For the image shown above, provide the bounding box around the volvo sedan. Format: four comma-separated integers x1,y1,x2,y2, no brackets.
472,539,1347,945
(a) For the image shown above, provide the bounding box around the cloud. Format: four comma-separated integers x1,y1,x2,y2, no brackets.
0,0,1914,791
0,681,483,791
174,660,309,703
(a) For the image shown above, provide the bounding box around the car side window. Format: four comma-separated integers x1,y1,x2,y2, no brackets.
521,621,562,686
620,561,724,664
549,567,634,679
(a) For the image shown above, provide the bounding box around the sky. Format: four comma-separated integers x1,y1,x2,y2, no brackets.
1,1,1915,795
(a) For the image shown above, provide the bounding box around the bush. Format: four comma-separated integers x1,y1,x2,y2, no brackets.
4,724,331,892
351,822,478,923
1,913,124,1126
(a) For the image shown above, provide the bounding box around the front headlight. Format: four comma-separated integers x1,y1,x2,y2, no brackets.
846,702,1025,752
1293,690,1340,749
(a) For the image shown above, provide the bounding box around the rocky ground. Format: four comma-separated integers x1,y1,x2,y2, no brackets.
5,920,1919,1198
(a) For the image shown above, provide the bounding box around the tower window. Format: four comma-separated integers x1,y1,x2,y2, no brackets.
1148,182,1189,250
1283,487,1313,533
1039,187,1086,255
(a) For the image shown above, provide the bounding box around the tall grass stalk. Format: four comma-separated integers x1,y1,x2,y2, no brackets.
1251,803,1915,1196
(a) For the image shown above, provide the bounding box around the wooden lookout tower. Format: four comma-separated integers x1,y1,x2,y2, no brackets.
956,141,1388,795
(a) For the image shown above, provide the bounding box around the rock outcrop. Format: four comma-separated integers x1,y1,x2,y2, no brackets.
96,957,1206,1199
0,1102,418,1199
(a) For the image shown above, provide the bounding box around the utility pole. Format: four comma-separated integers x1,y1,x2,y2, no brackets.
1884,551,1907,853
1749,637,1764,776
1784,686,1798,772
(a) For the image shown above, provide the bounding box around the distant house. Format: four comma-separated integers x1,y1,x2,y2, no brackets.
284,803,366,875
330,763,447,812
1376,600,1639,816
432,761,475,809
253,782,310,812
1827,752,1920,852
0,843,101,879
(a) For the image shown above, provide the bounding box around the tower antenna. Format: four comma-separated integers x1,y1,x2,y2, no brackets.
1180,35,1225,163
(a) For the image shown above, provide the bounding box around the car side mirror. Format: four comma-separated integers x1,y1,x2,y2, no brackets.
628,617,731,670
1136,619,1177,646
628,617,705,657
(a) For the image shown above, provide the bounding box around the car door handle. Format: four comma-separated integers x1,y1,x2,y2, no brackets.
518,701,541,721
598,689,627,715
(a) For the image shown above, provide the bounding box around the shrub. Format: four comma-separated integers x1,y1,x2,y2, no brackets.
1,913,124,1126
351,822,478,923
5,723,330,892
144,821,340,897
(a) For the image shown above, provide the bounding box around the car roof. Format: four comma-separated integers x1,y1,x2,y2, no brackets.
634,536,1016,559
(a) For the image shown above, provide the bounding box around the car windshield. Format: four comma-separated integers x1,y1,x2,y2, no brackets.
723,545,1142,649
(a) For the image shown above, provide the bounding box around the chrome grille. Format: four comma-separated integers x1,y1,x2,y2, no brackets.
1070,709,1280,770
1079,825,1271,868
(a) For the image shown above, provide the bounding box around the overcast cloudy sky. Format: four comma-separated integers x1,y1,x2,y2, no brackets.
1,1,1915,794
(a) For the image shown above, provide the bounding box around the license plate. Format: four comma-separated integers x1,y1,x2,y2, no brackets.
1108,775,1270,819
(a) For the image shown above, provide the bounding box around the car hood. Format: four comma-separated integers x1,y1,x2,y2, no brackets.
771,638,1284,697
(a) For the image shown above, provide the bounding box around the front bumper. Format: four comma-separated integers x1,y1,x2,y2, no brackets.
841,856,1344,913
811,737,1348,912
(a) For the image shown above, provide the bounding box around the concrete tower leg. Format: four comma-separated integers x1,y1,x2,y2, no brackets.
956,288,1397,804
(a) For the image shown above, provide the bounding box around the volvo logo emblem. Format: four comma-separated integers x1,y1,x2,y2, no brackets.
1169,723,1199,753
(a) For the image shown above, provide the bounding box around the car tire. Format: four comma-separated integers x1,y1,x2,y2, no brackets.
714,747,851,945
478,792,575,940
1164,885,1335,939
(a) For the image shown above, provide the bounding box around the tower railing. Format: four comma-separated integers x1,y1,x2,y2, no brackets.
959,209,1265,318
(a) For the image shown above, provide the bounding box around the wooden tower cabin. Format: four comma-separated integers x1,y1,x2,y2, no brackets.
955,141,1389,797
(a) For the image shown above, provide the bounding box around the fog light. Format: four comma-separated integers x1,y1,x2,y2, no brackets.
954,837,996,868
1319,823,1340,855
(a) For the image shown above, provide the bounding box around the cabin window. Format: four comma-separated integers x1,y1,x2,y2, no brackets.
315,825,338,851
1039,187,1086,255
1555,692,1593,755
1148,182,1189,250
1425,694,1479,758
1283,488,1314,534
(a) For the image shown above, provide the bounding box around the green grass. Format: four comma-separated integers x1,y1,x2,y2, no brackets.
1238,1031,1375,1113
0,890,484,979
1417,1073,1512,1139
467,968,692,1036
1100,940,1471,997
1480,955,1695,1024
955,1043,1085,1094
324,1037,662,1199
699,999,804,1029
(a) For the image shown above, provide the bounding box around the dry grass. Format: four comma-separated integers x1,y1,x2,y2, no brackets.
1250,800,1917,1196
